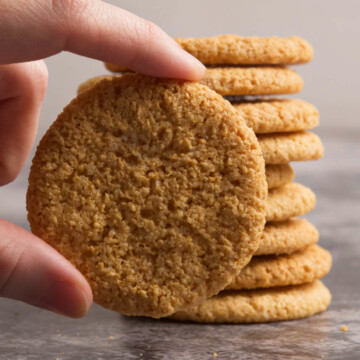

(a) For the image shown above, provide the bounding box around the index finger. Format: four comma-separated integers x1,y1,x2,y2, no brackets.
0,0,205,80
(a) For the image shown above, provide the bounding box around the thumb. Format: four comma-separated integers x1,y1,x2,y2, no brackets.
0,219,92,318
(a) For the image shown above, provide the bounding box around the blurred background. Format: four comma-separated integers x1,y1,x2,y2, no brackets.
1,0,359,243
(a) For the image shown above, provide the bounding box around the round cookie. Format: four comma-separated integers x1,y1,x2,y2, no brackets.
258,131,324,164
266,183,316,222
256,219,319,256
170,280,331,323
265,164,294,190
232,99,319,134
227,244,331,290
105,35,313,70
27,74,267,318
201,67,303,96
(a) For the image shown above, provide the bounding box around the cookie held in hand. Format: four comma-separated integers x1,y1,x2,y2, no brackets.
27,74,267,317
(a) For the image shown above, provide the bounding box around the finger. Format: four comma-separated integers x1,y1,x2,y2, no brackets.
0,0,205,80
0,219,92,318
0,61,48,185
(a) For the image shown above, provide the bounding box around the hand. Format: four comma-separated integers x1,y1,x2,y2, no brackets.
0,0,205,318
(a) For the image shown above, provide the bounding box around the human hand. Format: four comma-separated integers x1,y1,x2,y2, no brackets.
0,0,205,318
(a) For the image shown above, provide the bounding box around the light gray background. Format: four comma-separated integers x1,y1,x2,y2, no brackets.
1,1,360,359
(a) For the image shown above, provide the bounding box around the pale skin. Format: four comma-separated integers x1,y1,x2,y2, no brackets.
0,0,205,318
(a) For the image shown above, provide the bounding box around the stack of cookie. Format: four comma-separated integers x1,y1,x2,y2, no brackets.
102,36,332,323
31,36,330,323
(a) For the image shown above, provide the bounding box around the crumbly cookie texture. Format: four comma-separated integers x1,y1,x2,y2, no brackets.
227,244,331,290
170,280,331,323
176,35,313,65
232,99,319,134
81,79,318,135
105,35,313,69
265,164,294,190
77,75,115,95
201,67,303,96
27,74,267,318
266,183,316,222
80,67,303,98
256,219,319,256
258,131,324,164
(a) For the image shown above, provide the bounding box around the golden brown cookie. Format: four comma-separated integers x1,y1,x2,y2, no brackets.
256,219,319,256
78,75,114,95
80,80,316,137
227,245,331,290
105,35,313,70
170,280,331,323
80,81,317,135
266,183,316,222
27,74,267,318
80,67,303,97
201,67,303,96
258,131,324,164
232,99,319,134
265,164,294,190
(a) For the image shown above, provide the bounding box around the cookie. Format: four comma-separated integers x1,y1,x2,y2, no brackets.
201,67,303,96
256,219,318,256
170,280,331,323
27,74,267,318
266,183,316,222
265,164,294,190
81,67,303,97
106,35,313,70
227,244,331,290
80,81,317,135
78,75,114,95
232,99,319,134
45,76,294,194
258,131,324,164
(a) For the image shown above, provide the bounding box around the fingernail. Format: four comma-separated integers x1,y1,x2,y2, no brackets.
77,288,91,317
44,282,92,318
170,39,206,80
180,49,206,79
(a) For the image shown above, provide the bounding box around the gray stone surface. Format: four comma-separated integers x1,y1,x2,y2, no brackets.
0,128,359,359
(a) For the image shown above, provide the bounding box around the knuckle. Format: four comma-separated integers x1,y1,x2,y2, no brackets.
0,252,24,297
0,62,47,187
50,0,94,48
52,0,92,23
142,20,156,40
124,18,159,67
0,62,48,98
0,65,24,95
0,228,24,295
128,16,156,44
27,61,49,99
29,60,48,81
137,19,158,46
67,0,92,19
0,150,23,185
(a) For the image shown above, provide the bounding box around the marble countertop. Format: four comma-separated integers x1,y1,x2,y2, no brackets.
1,128,359,360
